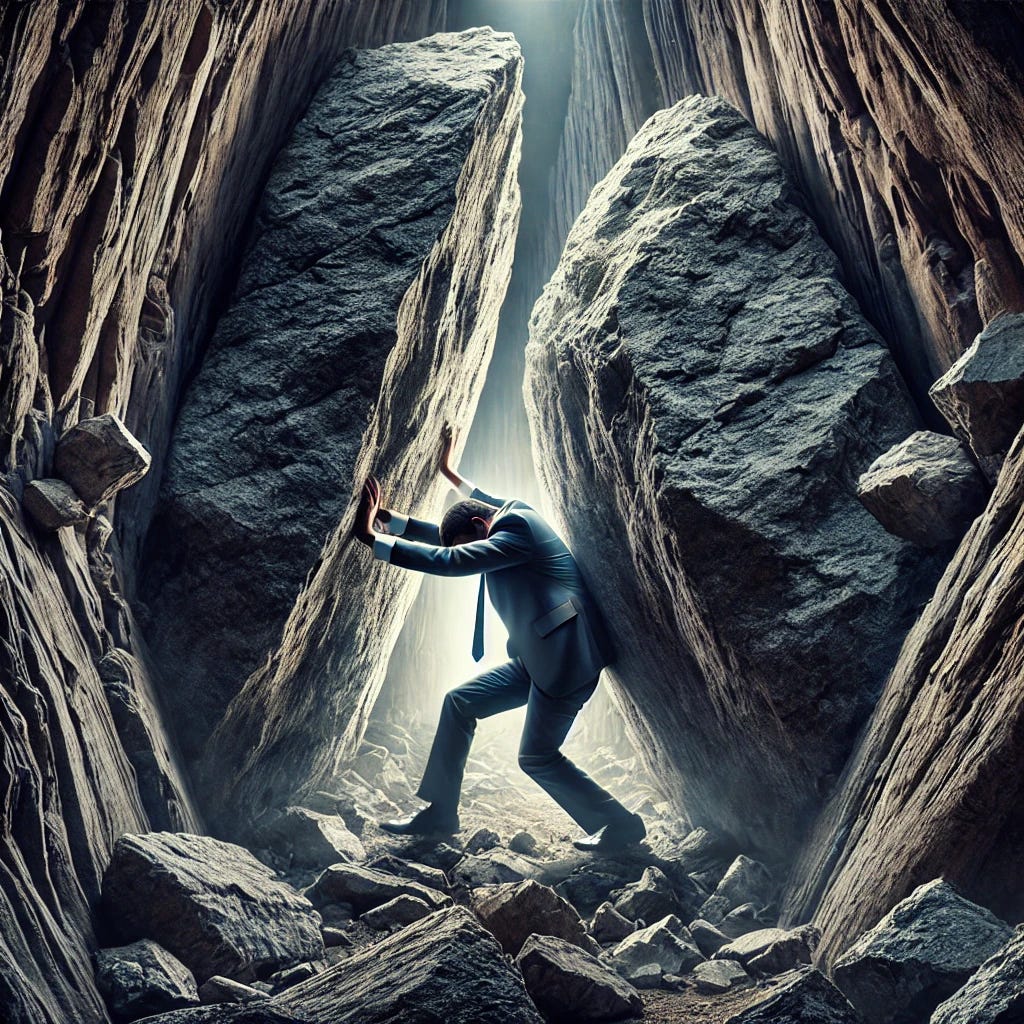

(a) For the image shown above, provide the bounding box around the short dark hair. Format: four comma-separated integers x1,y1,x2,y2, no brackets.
440,499,494,546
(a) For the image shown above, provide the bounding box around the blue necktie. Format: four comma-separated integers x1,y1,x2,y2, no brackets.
472,574,485,662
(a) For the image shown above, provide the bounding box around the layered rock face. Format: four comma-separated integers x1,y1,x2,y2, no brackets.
180,30,523,826
0,4,445,1023
781,421,1024,963
546,1,1024,416
525,94,934,861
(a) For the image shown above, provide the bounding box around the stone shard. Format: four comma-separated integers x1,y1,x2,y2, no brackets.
360,895,433,931
782,425,1024,961
516,933,643,1022
451,848,538,887
591,901,636,945
143,27,524,821
22,478,90,530
302,862,451,915
723,967,862,1024
472,879,597,956
101,832,324,983
699,856,775,926
612,864,693,924
856,431,988,546
94,939,199,1021
610,914,704,983
54,413,151,506
525,93,936,861
197,977,269,1005
689,919,731,957
690,958,751,994
831,880,1012,1024
929,313,1024,481
930,925,1024,1024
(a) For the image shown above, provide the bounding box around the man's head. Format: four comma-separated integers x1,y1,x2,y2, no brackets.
440,499,494,546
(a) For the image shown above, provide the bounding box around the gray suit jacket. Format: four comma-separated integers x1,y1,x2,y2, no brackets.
384,486,615,696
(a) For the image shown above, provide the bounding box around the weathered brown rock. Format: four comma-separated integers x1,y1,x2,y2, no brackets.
101,832,324,983
782,422,1024,963
472,879,597,956
54,414,150,506
527,93,933,861
929,313,1024,481
856,431,988,546
175,30,523,824
516,933,643,1022
22,478,90,529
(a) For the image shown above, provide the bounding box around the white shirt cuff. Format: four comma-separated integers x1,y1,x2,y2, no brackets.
373,534,397,561
456,477,477,498
387,512,408,536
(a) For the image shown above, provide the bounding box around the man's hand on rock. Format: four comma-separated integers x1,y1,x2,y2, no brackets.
439,422,460,486
353,476,382,546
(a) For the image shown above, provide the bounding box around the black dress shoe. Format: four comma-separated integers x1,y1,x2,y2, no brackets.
573,812,646,852
379,804,460,836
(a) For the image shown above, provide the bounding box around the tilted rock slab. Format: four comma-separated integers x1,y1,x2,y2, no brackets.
782,422,1024,963
144,30,523,823
302,861,451,915
856,430,988,546
525,93,933,860
724,967,861,1024
133,906,544,1024
22,477,90,529
929,312,1024,482
101,832,324,984
831,879,1012,1024
54,413,151,506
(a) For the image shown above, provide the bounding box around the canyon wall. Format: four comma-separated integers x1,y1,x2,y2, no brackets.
0,3,446,1022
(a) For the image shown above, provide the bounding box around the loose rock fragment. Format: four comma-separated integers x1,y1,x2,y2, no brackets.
930,924,1024,1024
22,478,90,529
197,976,268,1005
360,894,434,931
94,939,199,1021
252,806,366,869
54,413,151,505
473,879,597,956
613,865,690,923
303,862,450,916
690,957,751,994
611,914,704,984
725,967,862,1023
591,901,636,944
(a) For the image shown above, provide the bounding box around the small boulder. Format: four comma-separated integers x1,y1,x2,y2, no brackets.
253,806,366,868
719,902,769,938
267,961,322,991
689,918,730,957
451,847,537,887
690,957,751,994
509,830,539,855
610,914,704,985
746,925,819,976
516,933,643,1022
54,413,151,505
726,967,862,1023
612,865,688,923
366,855,451,892
856,430,987,546
101,832,324,983
302,862,451,915
361,894,434,930
465,827,502,854
698,855,774,925
473,879,597,956
22,478,90,530
94,939,199,1021
197,976,268,1004
929,312,1024,481
832,878,1013,1024
591,901,635,944
930,924,1024,1024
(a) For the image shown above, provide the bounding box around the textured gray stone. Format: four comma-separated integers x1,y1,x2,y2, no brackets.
746,925,819,976
611,914,704,982
857,430,988,546
22,477,89,529
101,832,324,984
143,28,524,809
197,976,268,1005
690,958,751,994
302,862,450,916
252,807,366,869
591,901,636,944
54,413,151,506
929,313,1024,481
516,933,643,1022
724,967,862,1024
360,894,433,930
95,939,199,1021
930,925,1024,1024
612,864,691,923
525,92,936,861
699,856,775,925
472,879,597,956
451,848,537,887
689,918,731,957
833,879,1013,1024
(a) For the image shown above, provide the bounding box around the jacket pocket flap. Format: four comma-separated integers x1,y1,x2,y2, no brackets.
533,600,578,637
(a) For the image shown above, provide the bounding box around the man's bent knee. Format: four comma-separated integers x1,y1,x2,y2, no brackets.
518,750,562,777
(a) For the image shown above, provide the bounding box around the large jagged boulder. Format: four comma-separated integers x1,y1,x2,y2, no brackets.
101,832,324,983
831,880,1012,1024
143,30,523,826
782,425,1024,962
724,967,862,1024
525,92,935,860
132,907,544,1024
930,925,1024,1024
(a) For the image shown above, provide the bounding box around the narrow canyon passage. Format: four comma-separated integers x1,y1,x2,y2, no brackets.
2,3,1024,1024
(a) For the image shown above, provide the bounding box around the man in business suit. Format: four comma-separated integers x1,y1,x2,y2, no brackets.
352,430,646,852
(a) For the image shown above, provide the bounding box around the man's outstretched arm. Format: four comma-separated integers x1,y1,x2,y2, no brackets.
374,519,532,576
439,423,507,508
